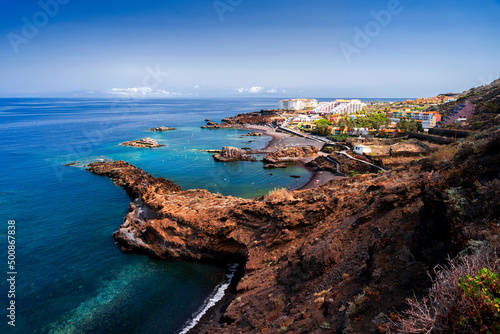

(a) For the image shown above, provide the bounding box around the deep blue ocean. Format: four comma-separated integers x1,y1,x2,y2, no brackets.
0,97,406,333
0,97,316,334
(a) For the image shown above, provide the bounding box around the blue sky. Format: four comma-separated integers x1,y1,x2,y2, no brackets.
0,0,499,98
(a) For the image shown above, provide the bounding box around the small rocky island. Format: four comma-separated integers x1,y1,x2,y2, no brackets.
213,146,256,162
147,126,177,132
263,162,287,169
121,138,164,148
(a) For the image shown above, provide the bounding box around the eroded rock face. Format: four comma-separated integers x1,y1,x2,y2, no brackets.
86,159,439,334
263,146,319,163
147,126,177,132
122,138,164,148
213,146,255,162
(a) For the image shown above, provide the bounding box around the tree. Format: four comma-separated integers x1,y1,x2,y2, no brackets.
315,118,331,126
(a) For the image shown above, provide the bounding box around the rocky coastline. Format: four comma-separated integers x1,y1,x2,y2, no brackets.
201,110,280,129
85,127,500,333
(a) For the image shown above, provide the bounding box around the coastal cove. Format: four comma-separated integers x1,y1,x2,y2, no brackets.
0,98,314,333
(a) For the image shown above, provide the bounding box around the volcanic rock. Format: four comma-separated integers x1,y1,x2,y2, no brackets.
263,163,287,169
122,138,164,148
85,159,431,333
85,131,500,334
263,146,319,163
147,126,177,132
213,146,255,162
201,110,279,129
243,132,263,136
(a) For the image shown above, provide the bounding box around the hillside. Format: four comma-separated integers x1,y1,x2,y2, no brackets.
86,136,499,333
437,78,500,132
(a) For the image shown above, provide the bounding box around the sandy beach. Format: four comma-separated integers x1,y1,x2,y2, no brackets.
245,125,344,190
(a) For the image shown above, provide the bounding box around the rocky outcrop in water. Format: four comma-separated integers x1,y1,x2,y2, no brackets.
242,132,263,137
122,138,164,148
213,147,255,162
147,126,177,132
263,163,287,169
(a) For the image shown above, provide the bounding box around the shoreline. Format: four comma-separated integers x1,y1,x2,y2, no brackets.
244,124,343,190
190,124,342,332
189,124,343,332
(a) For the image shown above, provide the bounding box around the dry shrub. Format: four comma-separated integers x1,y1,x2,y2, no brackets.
395,244,500,333
428,145,459,164
453,141,478,162
265,188,295,203
477,179,500,219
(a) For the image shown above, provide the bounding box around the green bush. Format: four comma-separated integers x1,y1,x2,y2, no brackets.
348,170,360,177
321,146,334,153
459,268,500,331
396,246,500,334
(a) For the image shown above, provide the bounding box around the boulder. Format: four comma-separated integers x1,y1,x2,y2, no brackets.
213,146,255,162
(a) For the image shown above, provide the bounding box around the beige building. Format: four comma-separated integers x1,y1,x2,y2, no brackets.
279,99,318,110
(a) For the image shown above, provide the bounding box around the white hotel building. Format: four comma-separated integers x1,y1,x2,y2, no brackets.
279,99,318,111
311,99,366,114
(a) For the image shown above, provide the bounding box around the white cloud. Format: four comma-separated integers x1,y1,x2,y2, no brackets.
236,86,265,94
193,85,200,89
248,86,264,93
266,88,277,94
106,87,181,97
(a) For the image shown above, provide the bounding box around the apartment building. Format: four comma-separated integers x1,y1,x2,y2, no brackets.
312,99,366,114
279,99,318,110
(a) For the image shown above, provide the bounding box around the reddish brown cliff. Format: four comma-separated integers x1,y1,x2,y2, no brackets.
86,133,500,333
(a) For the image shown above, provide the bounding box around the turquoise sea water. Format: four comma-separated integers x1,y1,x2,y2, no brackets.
0,98,312,333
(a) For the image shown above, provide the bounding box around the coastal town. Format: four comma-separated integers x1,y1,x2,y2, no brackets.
86,78,500,334
195,89,488,190
275,96,459,139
